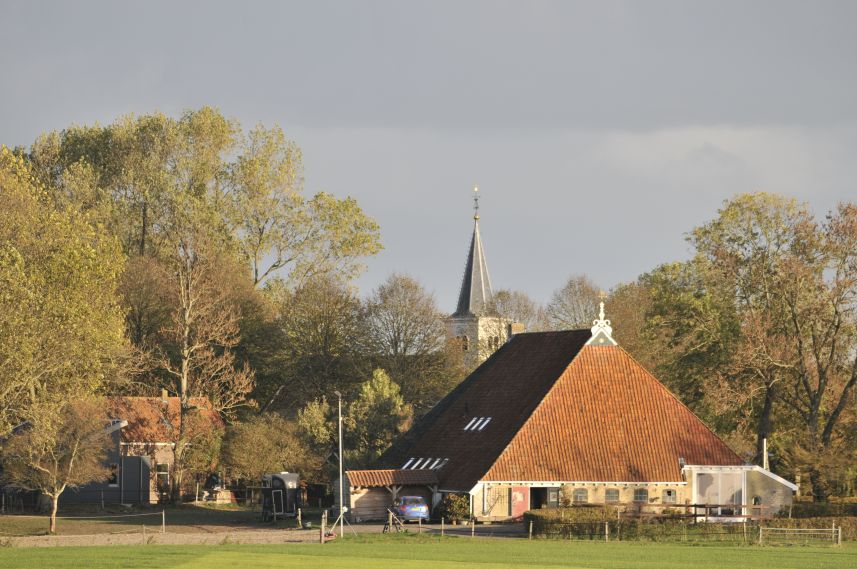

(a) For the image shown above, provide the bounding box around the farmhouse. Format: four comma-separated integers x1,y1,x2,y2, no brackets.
341,203,796,522
60,396,222,505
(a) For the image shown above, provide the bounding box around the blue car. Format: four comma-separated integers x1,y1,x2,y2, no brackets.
393,496,430,522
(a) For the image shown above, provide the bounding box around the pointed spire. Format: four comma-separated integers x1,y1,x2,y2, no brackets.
586,292,617,346
453,186,494,317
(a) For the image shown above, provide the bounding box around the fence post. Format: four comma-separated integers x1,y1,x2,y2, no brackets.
297,508,302,527
161,509,166,533
604,521,609,542
320,511,326,544
838,526,842,546
758,525,763,546
418,517,422,534
529,520,533,540
471,518,475,538
441,517,445,537
142,524,146,544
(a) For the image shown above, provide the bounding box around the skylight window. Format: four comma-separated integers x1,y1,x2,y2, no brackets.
463,416,492,431
401,457,449,470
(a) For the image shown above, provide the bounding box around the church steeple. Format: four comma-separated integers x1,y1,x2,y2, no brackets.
453,186,494,317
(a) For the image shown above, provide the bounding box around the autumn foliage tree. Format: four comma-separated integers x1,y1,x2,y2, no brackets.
0,400,112,533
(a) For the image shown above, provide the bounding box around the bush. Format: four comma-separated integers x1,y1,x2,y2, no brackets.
783,502,857,518
436,494,470,523
525,508,857,542
767,517,857,540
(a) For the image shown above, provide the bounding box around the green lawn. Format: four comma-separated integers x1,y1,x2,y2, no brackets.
1,535,855,569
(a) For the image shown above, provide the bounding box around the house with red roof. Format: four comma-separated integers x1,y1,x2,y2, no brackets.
59,395,223,505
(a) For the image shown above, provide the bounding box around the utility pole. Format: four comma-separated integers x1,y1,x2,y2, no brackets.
335,390,344,538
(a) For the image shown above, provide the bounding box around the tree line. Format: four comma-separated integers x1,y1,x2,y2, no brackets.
1,109,855,532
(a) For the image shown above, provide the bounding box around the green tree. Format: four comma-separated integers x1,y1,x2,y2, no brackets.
0,147,126,435
345,369,413,467
222,413,316,482
266,277,368,411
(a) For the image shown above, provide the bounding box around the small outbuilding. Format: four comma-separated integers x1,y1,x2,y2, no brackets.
336,469,438,522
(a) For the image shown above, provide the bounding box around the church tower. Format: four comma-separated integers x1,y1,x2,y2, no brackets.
446,187,516,368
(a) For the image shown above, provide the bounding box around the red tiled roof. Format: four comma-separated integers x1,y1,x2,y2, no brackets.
346,469,438,487
484,345,742,482
107,397,223,443
380,330,741,491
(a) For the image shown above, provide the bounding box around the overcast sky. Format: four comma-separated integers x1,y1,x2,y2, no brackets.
3,1,856,310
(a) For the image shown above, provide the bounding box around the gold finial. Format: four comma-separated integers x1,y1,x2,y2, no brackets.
473,185,480,220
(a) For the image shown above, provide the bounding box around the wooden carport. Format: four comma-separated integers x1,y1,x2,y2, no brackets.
338,469,438,522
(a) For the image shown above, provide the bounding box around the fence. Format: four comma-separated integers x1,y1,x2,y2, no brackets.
0,511,166,537
759,526,842,546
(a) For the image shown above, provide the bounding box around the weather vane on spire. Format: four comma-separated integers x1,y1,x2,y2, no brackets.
473,185,480,220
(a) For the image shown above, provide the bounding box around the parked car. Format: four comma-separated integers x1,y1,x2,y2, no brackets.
393,496,430,522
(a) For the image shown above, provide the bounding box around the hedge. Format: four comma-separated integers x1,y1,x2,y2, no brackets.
784,502,857,518
524,507,856,542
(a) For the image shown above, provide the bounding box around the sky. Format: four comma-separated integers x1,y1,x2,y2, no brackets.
3,0,857,310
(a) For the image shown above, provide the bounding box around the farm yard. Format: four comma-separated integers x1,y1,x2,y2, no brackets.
0,534,856,569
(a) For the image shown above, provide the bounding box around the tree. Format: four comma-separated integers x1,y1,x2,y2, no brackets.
297,370,413,477
154,222,255,500
226,124,381,287
0,400,111,533
28,108,239,259
650,193,857,498
345,369,413,467
267,276,368,411
0,147,126,435
222,413,316,483
546,275,601,330
364,274,464,411
492,289,548,332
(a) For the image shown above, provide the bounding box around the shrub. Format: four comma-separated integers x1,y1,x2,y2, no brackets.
436,494,470,522
766,517,857,540
783,502,857,518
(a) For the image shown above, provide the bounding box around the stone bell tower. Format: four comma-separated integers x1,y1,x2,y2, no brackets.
445,187,515,368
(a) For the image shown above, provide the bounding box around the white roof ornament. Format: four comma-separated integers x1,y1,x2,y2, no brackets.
586,293,618,346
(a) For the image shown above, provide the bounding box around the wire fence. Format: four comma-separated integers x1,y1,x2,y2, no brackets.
0,510,166,537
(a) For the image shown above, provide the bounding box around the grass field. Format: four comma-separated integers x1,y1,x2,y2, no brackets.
0,534,855,569
0,504,305,536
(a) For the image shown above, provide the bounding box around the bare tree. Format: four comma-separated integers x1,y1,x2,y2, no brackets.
0,400,111,533
364,274,465,411
492,289,548,332
156,229,254,501
546,275,601,330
